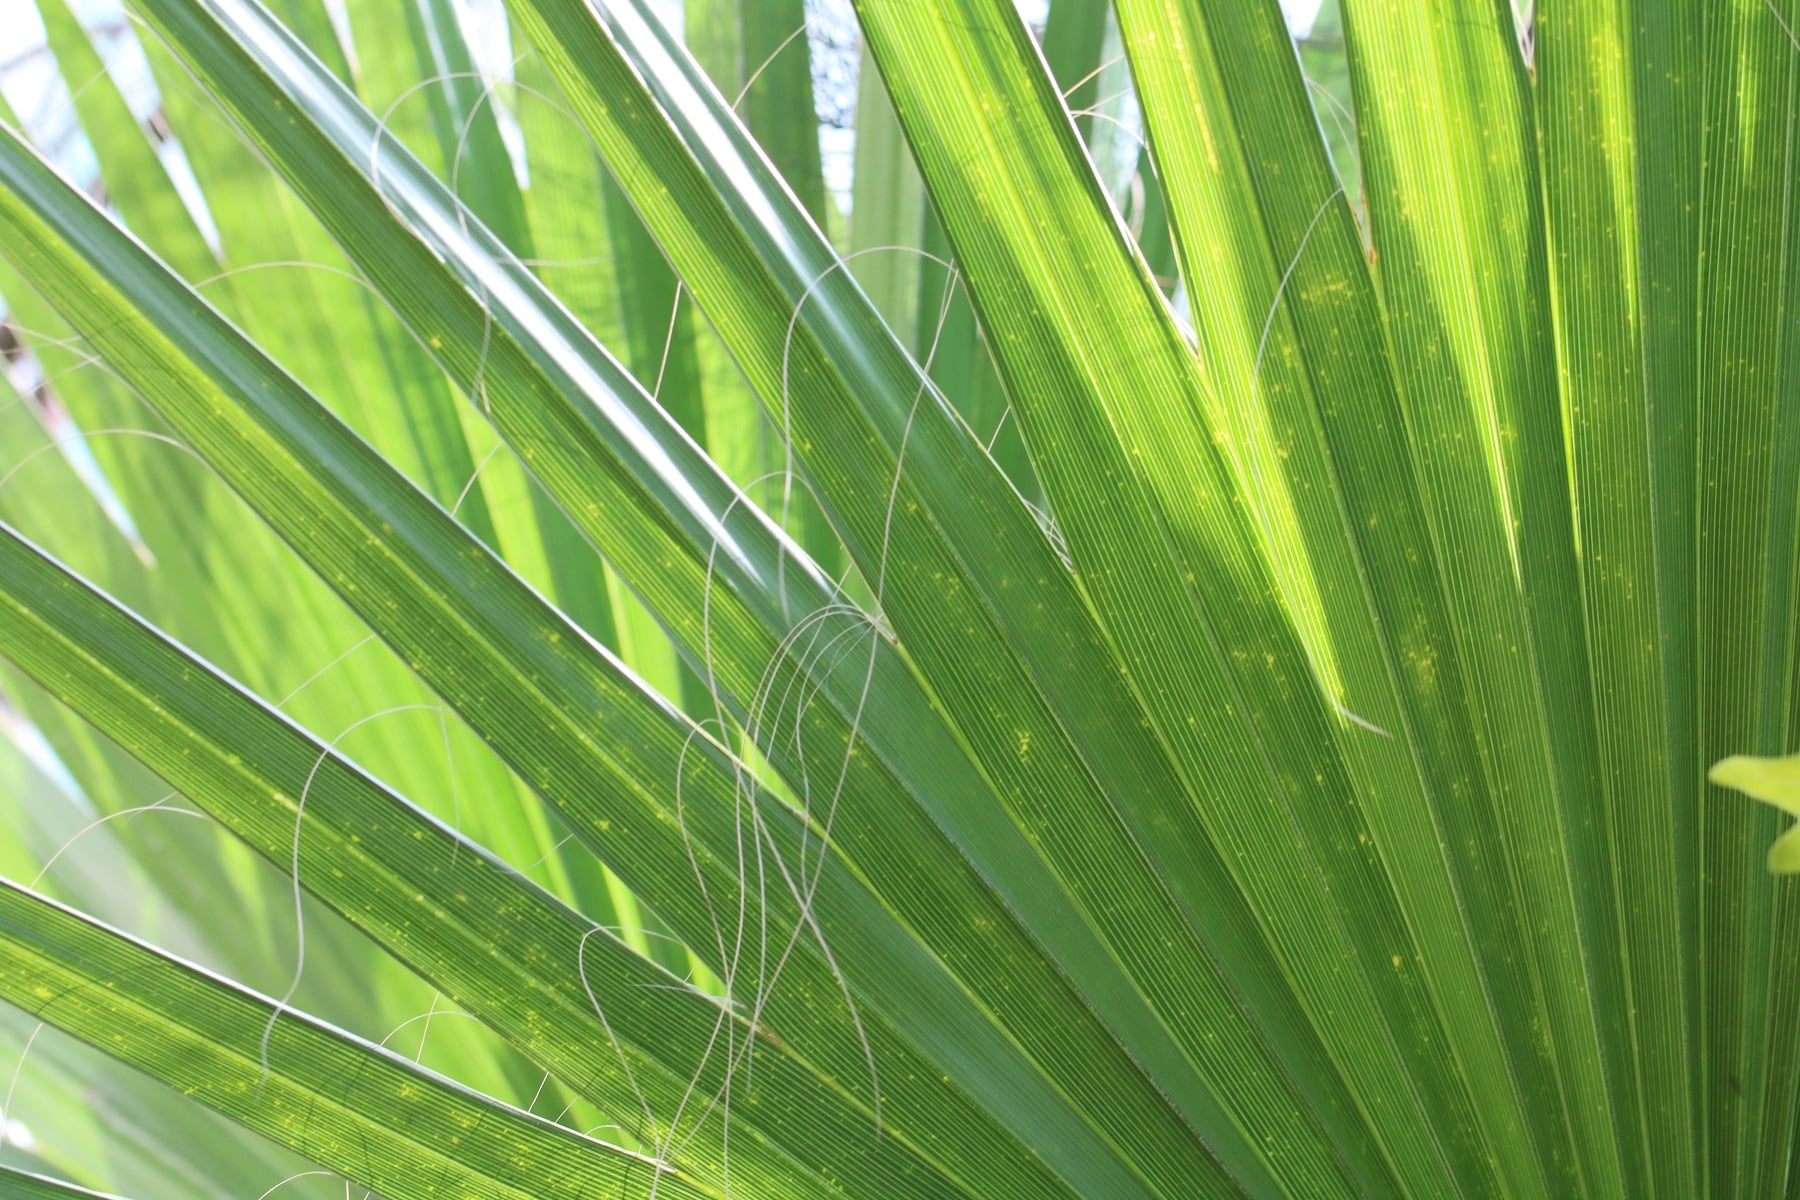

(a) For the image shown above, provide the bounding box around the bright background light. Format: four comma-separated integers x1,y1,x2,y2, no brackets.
0,0,1329,233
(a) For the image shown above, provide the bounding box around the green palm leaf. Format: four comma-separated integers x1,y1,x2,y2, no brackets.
0,0,1795,1196
1,1166,129,1200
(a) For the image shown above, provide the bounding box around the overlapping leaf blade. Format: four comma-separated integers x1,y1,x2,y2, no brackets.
1537,0,1800,1195
123,0,1404,1194
1,516,1048,1200
1,1165,130,1200
0,881,718,1200
1328,2,1626,1192
0,112,1195,1200
848,0,1605,1192
2,0,1797,1195
1098,0,1665,1192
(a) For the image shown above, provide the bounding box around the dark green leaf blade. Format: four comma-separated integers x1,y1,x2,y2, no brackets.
853,0,1563,1191
0,112,1165,1200
0,1166,130,1200
118,5,1364,1197
1292,0,1626,1191
0,879,718,1200
0,518,974,1200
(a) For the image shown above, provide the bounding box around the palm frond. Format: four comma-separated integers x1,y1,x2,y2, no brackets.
0,0,1795,1196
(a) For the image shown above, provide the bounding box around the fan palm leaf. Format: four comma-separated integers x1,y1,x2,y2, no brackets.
0,0,1794,1196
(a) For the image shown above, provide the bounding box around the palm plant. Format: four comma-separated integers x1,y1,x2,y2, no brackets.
0,0,1795,1194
